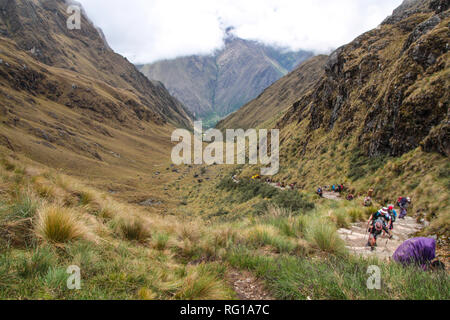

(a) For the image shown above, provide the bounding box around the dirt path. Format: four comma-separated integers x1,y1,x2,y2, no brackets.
227,269,274,300
322,191,342,201
338,217,424,260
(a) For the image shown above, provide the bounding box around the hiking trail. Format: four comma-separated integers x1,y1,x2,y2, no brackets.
338,217,424,260
233,176,425,260
322,191,342,201
227,269,274,300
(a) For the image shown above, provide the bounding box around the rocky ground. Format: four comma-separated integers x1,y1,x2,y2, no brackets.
338,217,424,261
227,270,274,300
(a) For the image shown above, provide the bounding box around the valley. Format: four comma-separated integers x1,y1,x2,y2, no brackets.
139,35,312,127
0,0,448,301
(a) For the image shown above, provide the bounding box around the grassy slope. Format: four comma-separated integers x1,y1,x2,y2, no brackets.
1,153,448,300
0,36,192,210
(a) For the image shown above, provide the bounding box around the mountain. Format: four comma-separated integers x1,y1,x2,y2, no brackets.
138,36,312,127
226,0,449,231
0,0,192,129
279,0,449,158
217,55,328,130
0,0,193,202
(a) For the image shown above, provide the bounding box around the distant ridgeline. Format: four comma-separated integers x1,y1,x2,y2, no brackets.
138,36,312,127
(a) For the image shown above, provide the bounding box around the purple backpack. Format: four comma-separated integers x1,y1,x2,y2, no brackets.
393,238,436,269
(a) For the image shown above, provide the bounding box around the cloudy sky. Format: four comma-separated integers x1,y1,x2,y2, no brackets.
76,0,403,64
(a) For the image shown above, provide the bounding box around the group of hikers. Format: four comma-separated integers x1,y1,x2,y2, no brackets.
316,184,345,197
246,175,445,271
367,197,411,249
366,197,444,270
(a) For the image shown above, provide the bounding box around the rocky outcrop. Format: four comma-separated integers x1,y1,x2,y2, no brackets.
421,118,450,157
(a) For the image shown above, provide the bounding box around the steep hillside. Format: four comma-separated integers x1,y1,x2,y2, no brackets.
0,0,192,129
220,0,449,234
139,36,312,127
0,0,193,204
280,0,449,158
217,55,328,130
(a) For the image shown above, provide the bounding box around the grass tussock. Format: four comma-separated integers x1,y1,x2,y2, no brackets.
117,218,151,243
305,218,347,256
36,205,86,244
174,265,233,300
330,209,351,228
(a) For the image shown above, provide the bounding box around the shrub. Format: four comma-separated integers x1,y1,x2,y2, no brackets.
347,208,365,223
331,209,351,228
36,205,86,243
174,266,233,300
118,218,150,243
77,191,94,206
18,246,56,278
34,182,55,200
272,191,314,212
305,219,347,255
362,206,378,219
217,178,279,203
41,267,69,290
154,233,170,251
137,288,158,300
4,192,38,221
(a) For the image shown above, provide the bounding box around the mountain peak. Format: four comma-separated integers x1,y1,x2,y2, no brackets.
138,39,312,127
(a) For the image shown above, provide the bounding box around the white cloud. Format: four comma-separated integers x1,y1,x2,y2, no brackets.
76,0,404,64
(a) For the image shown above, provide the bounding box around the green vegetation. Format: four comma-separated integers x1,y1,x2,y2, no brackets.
0,154,448,300
227,248,449,300
217,177,314,213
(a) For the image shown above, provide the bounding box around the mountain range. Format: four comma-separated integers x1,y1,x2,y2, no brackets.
138,34,312,127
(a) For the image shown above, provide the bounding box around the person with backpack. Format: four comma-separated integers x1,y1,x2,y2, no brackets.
397,197,411,219
363,196,372,207
367,207,393,249
386,204,397,230
367,219,389,250
393,237,446,271
317,187,323,197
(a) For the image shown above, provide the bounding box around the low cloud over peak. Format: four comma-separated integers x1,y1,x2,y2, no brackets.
77,0,403,64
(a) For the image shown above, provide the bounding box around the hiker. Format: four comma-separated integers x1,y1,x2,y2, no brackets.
340,184,344,193
367,218,390,250
332,185,336,192
386,205,397,230
367,207,393,248
397,196,411,219
363,196,372,207
317,187,323,197
393,238,445,271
